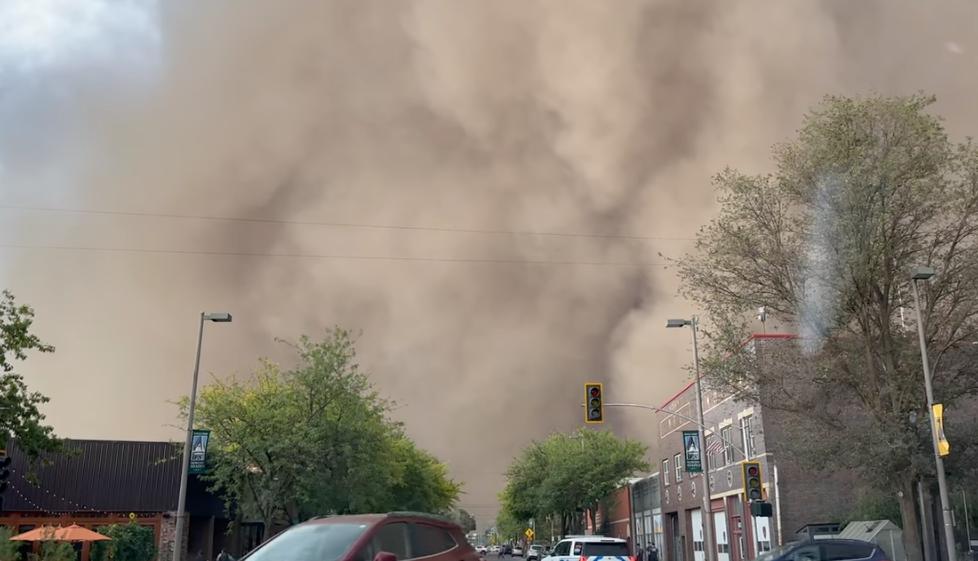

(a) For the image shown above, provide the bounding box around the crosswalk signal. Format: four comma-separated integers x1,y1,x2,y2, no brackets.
584,382,604,424
742,461,762,502
0,449,10,495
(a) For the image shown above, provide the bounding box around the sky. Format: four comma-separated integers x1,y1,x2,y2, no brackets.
1,0,976,528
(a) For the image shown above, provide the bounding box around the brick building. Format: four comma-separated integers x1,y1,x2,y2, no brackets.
656,334,854,561
0,439,263,561
592,486,634,544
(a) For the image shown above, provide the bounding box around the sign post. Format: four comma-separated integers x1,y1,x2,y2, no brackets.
189,429,210,474
682,430,703,473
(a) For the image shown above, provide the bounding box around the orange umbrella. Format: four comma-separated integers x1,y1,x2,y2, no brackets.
9,525,111,542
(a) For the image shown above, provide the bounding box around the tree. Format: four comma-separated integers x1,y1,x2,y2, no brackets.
675,94,978,561
0,527,20,561
500,429,648,536
450,509,477,533
90,524,156,561
0,290,59,461
188,328,460,531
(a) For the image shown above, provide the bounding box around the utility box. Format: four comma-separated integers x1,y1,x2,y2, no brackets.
838,520,905,561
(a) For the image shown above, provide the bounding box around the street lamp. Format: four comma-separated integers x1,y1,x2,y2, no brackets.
910,268,957,561
173,312,232,561
667,317,715,561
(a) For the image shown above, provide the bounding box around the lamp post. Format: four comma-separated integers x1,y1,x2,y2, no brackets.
173,312,232,561
910,267,956,561
667,317,715,561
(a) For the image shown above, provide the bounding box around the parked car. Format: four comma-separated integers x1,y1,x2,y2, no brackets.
542,536,628,561
755,539,889,561
512,546,524,557
477,546,488,555
526,545,545,561
489,546,501,555
241,512,480,561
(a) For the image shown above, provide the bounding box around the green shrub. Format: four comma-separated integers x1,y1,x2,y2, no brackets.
91,524,156,561
0,527,21,561
37,542,76,561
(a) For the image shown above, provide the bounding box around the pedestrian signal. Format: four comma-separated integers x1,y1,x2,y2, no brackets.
742,461,762,502
584,382,604,424
933,404,950,457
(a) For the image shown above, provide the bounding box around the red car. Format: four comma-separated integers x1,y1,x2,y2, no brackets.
242,512,482,561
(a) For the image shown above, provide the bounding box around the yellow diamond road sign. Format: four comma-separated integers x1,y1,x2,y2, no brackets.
525,528,534,540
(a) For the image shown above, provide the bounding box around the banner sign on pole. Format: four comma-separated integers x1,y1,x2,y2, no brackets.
683,430,703,473
189,429,210,474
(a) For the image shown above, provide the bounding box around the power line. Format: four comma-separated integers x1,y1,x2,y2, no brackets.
0,203,695,242
0,243,667,268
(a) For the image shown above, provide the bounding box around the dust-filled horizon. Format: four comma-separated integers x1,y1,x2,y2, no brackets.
2,0,976,528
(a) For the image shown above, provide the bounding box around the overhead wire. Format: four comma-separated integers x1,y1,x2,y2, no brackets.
0,243,667,268
0,203,695,242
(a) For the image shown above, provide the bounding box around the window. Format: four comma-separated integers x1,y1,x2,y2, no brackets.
247,523,370,561
822,543,875,561
706,435,721,468
674,454,683,482
741,415,756,458
552,542,571,557
373,523,410,560
663,460,670,485
572,543,583,556
410,524,456,557
720,426,734,464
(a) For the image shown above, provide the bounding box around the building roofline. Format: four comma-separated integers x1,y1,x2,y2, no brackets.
658,332,797,409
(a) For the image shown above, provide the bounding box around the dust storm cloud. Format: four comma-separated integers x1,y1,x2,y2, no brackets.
2,0,977,525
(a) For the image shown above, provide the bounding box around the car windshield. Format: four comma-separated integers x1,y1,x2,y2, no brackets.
582,543,629,556
756,543,799,561
245,523,370,561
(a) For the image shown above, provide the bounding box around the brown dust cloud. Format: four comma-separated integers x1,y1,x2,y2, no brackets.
1,0,976,526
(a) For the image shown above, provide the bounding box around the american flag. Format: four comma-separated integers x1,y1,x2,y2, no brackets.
707,436,725,455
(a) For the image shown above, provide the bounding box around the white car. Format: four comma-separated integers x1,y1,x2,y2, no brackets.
542,536,628,561
527,545,545,561
512,547,524,557
490,546,502,555
477,546,489,555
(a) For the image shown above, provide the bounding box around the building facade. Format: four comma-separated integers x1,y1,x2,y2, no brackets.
631,473,663,556
0,440,262,561
655,334,850,561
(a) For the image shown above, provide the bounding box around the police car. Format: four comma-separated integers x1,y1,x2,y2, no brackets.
541,536,631,561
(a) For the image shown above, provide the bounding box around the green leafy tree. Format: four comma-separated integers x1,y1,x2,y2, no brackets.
34,542,76,561
0,527,21,561
0,290,59,460
450,509,477,533
674,94,978,561
90,524,156,561
500,429,647,536
188,328,460,530
382,436,460,514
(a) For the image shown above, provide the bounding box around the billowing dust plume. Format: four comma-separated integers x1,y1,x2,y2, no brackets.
1,0,976,526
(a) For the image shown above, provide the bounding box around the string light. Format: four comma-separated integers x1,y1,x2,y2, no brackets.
8,469,140,519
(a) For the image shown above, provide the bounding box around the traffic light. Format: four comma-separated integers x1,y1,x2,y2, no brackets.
0,449,10,495
584,382,604,424
741,461,762,502
750,501,773,517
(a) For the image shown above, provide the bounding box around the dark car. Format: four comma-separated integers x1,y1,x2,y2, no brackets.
242,512,480,561
756,539,889,561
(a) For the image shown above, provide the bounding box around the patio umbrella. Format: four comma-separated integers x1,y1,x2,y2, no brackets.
9,525,111,542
